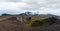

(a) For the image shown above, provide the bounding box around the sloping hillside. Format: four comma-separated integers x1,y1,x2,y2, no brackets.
0,16,60,31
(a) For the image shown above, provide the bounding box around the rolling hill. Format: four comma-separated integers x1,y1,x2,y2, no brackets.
0,14,60,31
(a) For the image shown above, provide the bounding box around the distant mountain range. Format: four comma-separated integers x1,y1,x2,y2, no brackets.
1,12,60,18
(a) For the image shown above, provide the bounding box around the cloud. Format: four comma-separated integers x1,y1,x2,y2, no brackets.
18,4,39,10
0,0,21,2
0,0,47,10
0,0,60,10
21,0,60,10
0,2,38,14
41,0,60,10
0,0,60,15
21,0,47,10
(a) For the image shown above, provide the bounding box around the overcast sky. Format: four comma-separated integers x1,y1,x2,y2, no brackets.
0,0,60,15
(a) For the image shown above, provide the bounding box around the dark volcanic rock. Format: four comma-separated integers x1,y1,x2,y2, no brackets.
43,17,60,25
